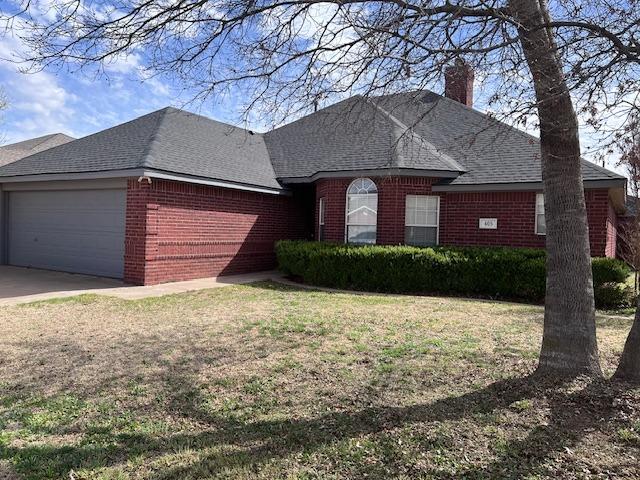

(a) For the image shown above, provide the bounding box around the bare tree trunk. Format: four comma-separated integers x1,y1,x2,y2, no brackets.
615,198,640,383
509,0,602,377
614,302,640,382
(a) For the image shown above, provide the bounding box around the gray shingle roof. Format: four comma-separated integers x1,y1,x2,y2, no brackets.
0,108,279,190
264,96,464,179
0,133,74,167
0,92,625,190
370,91,625,185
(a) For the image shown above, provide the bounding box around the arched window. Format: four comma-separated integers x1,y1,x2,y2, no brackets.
346,178,378,244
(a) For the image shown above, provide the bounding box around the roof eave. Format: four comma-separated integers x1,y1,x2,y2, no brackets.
0,168,290,196
279,167,463,184
431,178,627,192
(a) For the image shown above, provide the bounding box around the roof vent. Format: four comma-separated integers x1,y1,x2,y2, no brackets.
444,60,474,107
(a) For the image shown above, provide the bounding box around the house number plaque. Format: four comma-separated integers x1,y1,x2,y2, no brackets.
479,218,498,229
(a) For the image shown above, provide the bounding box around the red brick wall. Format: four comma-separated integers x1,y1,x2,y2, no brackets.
124,179,306,285
315,176,615,256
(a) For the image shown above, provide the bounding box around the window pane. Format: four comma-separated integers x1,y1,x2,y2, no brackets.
348,178,377,194
406,209,416,226
405,195,438,227
346,179,377,243
405,226,437,246
348,225,376,244
416,210,428,226
426,211,438,226
319,198,325,225
536,214,546,234
347,194,377,225
535,194,545,234
347,206,376,225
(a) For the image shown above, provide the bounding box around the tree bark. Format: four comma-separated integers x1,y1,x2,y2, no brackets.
614,195,640,382
614,301,640,382
509,0,602,377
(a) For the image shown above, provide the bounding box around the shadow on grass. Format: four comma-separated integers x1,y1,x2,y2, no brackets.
1,282,637,478
5,372,634,479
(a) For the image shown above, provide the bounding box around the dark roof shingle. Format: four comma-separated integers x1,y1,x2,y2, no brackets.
0,92,625,189
0,108,280,190
264,96,464,179
370,91,624,185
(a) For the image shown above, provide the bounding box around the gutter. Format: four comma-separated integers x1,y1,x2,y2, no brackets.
0,168,291,196
431,178,626,192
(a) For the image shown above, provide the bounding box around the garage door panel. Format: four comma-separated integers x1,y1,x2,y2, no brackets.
10,217,125,236
8,189,126,278
9,231,124,255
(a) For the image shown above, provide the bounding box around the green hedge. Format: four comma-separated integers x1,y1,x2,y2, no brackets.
276,241,632,308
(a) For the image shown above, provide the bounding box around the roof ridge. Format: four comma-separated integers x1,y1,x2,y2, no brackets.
581,159,626,179
427,90,542,144
140,108,172,168
27,133,61,150
266,95,362,135
1,133,55,151
366,96,466,172
379,89,542,145
162,106,264,138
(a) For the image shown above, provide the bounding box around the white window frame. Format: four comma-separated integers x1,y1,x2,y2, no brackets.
404,195,440,246
345,178,378,244
318,197,326,240
535,193,546,236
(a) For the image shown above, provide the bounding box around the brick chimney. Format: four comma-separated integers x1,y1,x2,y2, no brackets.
444,60,474,107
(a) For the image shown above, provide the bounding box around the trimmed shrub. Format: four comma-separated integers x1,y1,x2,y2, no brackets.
594,284,634,310
276,241,631,308
592,257,631,285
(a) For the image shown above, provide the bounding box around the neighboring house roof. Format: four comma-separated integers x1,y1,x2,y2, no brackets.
0,133,74,167
0,92,626,192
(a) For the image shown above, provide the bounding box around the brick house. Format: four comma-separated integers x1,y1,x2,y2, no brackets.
0,66,627,285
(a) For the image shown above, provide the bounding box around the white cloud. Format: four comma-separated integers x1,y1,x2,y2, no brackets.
0,24,77,141
0,11,179,144
2,68,76,140
102,52,143,75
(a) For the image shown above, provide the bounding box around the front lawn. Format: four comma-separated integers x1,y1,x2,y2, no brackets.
0,282,638,479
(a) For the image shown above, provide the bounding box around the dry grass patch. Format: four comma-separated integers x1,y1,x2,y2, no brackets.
0,281,638,479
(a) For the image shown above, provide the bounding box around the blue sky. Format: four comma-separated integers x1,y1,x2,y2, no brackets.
0,2,627,177
0,1,249,145
0,26,243,144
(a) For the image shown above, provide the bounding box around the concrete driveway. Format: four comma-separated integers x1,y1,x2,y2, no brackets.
0,266,279,306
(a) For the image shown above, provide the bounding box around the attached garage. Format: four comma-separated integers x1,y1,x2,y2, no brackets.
4,187,126,279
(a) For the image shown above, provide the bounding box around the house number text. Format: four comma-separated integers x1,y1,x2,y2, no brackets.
479,218,498,229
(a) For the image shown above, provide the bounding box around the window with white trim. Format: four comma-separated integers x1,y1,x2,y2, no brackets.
405,195,439,246
346,178,378,244
535,193,546,235
318,197,326,240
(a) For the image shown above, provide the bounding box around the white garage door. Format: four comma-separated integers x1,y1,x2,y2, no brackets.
8,189,126,278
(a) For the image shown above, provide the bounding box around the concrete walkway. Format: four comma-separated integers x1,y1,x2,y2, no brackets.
0,266,280,306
